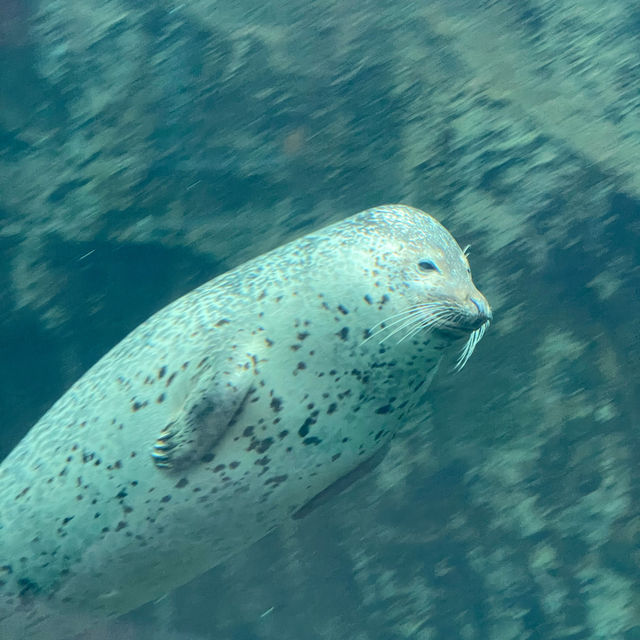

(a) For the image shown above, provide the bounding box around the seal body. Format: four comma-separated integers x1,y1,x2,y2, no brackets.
0,205,491,638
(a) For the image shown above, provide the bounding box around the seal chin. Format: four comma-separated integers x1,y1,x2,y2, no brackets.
437,309,491,337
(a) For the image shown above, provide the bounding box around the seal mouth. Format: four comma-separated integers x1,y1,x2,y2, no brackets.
363,300,486,340
440,296,492,334
362,299,491,371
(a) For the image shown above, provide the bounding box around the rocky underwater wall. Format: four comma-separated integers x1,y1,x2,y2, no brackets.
0,0,638,638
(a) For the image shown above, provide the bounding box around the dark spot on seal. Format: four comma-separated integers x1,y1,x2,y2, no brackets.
161,495,171,503
303,437,322,445
229,461,240,469
15,487,29,500
214,464,226,473
257,438,274,453
62,516,74,525
364,294,373,304
201,453,214,463
115,521,127,532
270,397,283,412
298,415,316,437
265,338,274,347
215,318,230,327
265,475,288,487
375,404,393,414
327,403,337,414
337,304,349,315
279,430,289,439
166,372,177,387
157,393,166,403
243,426,254,437
17,577,40,597
175,478,188,488
158,366,166,379
132,400,147,412
297,331,309,341
332,453,341,461
296,362,306,370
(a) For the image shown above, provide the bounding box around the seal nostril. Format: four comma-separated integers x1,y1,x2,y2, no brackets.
470,297,491,321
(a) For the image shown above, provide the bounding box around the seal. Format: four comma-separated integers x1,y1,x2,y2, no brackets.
0,204,491,638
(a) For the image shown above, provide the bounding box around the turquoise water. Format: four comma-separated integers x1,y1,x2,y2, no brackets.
0,1,638,638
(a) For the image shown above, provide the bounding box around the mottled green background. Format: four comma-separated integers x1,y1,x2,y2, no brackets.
0,0,638,638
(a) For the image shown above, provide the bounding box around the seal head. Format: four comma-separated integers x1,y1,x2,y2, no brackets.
355,206,491,368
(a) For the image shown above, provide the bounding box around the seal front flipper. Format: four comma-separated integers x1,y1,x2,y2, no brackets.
152,361,254,471
292,443,390,520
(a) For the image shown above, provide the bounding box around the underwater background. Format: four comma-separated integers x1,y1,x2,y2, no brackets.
0,0,638,638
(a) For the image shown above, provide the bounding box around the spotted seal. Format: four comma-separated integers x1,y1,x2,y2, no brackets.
0,204,491,638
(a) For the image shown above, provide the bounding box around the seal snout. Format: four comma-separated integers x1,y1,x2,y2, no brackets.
458,291,492,332
470,296,492,324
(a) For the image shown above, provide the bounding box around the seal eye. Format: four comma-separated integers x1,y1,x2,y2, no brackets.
418,260,440,273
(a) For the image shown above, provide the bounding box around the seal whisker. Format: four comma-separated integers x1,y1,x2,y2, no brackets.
398,312,450,343
364,305,440,344
377,313,429,344
375,304,452,344
382,316,429,344
396,308,453,343
454,321,489,371
398,320,431,343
